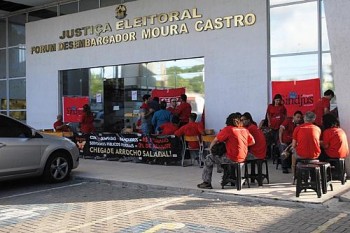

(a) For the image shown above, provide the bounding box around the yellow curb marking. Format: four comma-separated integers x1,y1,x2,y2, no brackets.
311,213,348,233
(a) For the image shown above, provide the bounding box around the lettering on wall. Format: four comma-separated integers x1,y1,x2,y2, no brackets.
30,6,257,55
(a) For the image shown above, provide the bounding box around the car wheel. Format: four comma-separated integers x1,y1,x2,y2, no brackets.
44,152,71,183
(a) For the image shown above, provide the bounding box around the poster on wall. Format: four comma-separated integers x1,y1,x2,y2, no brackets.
63,96,89,122
272,78,321,116
151,88,186,104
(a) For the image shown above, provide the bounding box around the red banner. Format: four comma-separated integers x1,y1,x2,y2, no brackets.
151,88,186,104
63,96,89,122
272,78,320,117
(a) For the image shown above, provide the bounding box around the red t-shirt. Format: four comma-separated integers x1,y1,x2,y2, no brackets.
322,127,349,158
174,102,192,124
166,107,176,115
175,122,203,149
280,117,297,144
293,123,321,159
267,104,287,130
314,97,330,126
160,122,178,135
53,120,70,132
80,113,95,134
216,126,255,162
246,124,266,159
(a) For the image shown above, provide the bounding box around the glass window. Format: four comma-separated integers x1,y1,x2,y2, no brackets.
0,80,6,110
9,111,26,122
0,19,6,48
270,2,318,55
322,52,333,92
270,0,312,6
0,114,30,137
321,2,330,51
29,6,58,22
8,14,26,47
0,49,6,79
60,2,78,16
9,78,26,110
79,0,99,12
9,46,26,78
271,54,318,81
101,0,117,7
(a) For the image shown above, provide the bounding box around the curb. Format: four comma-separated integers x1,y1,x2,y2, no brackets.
73,176,330,209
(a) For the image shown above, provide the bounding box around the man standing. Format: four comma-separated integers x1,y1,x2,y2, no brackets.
278,111,303,173
313,89,335,127
174,94,192,127
292,111,321,174
197,113,255,189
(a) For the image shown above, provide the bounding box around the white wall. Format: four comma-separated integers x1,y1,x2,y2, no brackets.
324,0,350,174
26,0,268,131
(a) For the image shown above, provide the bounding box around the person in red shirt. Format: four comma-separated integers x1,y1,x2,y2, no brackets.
53,114,70,132
80,104,95,134
166,98,177,115
320,114,349,159
266,94,287,144
175,113,204,149
313,89,335,127
278,111,303,173
241,112,266,160
160,115,180,135
174,94,192,127
292,111,321,174
197,113,255,189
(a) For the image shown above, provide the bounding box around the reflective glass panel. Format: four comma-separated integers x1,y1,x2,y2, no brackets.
60,2,78,16
0,49,5,79
322,52,334,92
9,78,26,110
79,0,99,12
271,54,318,81
0,19,5,48
8,14,26,47
101,0,117,7
9,46,26,78
0,80,6,110
270,2,318,55
321,2,330,51
270,0,311,6
29,7,58,22
9,111,26,121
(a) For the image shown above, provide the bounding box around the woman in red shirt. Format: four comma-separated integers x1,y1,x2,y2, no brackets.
266,94,287,144
321,114,349,159
80,104,95,134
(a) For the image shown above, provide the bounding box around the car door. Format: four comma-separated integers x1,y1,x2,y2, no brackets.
0,115,42,177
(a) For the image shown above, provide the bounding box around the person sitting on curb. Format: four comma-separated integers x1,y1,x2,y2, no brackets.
197,113,255,189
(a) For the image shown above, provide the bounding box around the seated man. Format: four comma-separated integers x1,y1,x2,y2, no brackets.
53,114,70,132
292,111,321,175
197,113,255,189
278,111,303,173
174,113,204,149
159,115,180,135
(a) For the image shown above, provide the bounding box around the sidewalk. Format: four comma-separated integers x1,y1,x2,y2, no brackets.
73,158,350,205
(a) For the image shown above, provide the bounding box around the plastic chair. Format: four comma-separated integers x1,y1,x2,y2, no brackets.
181,135,202,167
201,135,216,158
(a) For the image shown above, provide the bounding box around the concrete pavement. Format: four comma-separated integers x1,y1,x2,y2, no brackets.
73,158,350,205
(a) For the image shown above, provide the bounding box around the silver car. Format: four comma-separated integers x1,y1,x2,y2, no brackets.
0,114,79,183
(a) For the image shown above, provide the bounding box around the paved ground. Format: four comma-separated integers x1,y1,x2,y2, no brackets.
1,179,350,233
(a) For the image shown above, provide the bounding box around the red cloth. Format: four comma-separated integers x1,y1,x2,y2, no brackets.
246,124,266,159
175,122,203,149
313,97,330,126
166,107,176,115
216,126,255,162
80,113,95,134
293,122,321,159
174,102,192,124
140,102,149,110
53,120,70,132
322,128,349,158
266,104,287,130
160,122,178,135
280,117,297,144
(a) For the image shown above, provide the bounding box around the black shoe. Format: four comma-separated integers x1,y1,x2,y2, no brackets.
197,182,213,189
282,168,289,174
